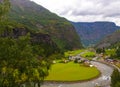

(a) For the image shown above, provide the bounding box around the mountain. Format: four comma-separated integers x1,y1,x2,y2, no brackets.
0,21,59,56
8,0,83,51
71,22,120,47
96,30,120,48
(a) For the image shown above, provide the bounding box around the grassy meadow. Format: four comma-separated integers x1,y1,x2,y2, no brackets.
64,49,85,57
45,62,100,81
80,51,96,60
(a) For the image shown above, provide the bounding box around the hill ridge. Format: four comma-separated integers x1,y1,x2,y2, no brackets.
8,0,83,51
71,21,120,47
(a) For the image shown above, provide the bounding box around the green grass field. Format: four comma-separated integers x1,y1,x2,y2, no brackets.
81,51,95,59
105,49,116,56
64,49,84,57
45,62,100,81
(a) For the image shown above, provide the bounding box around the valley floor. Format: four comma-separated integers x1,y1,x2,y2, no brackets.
41,61,113,87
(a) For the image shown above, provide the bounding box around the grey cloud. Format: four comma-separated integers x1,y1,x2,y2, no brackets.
34,0,120,25
59,7,73,15
59,0,120,19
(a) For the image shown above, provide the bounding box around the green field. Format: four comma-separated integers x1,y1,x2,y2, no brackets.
81,51,95,59
45,62,100,81
64,49,84,57
105,49,116,56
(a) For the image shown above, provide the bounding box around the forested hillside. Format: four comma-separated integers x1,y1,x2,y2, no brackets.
96,30,120,48
8,0,83,51
0,0,61,86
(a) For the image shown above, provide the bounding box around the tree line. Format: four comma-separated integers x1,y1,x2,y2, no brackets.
0,0,57,87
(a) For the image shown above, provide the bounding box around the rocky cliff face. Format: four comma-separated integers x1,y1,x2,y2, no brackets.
71,22,120,47
8,0,83,51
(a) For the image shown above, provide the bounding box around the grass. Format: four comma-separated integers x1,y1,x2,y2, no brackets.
81,51,95,59
64,49,84,57
105,49,116,56
45,62,100,81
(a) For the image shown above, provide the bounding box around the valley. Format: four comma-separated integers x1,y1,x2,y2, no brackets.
42,48,120,87
0,0,120,87
42,61,113,87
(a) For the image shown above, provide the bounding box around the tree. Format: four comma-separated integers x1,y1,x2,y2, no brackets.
0,34,50,87
0,0,10,20
111,69,120,87
115,82,120,87
116,47,120,58
96,48,105,54
0,0,52,87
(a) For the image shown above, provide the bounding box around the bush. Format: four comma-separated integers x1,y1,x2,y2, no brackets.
74,59,78,63
111,69,120,87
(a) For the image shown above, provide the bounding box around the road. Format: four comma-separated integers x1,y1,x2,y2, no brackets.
41,61,113,87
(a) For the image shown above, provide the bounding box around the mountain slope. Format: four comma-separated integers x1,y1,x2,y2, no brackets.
8,0,83,51
0,21,59,56
96,30,120,48
71,22,120,47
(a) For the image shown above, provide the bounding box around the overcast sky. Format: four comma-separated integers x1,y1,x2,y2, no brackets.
31,0,120,26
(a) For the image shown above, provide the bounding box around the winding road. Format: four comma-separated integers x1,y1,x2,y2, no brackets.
41,61,113,87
